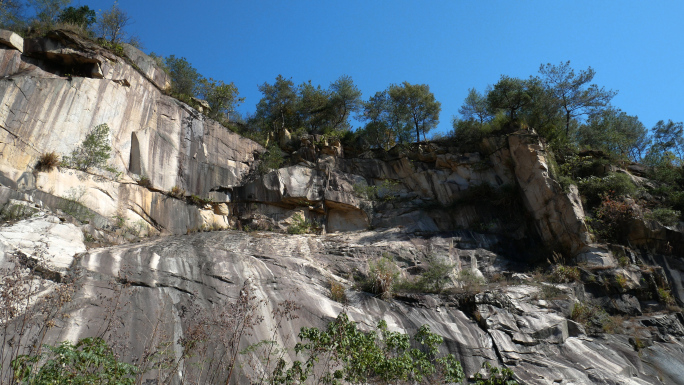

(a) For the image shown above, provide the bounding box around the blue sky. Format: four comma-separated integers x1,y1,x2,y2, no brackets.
80,1,683,136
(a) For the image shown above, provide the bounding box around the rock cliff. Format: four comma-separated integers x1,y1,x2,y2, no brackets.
0,29,683,384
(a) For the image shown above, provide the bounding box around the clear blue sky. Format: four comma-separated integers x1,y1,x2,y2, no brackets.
80,0,683,135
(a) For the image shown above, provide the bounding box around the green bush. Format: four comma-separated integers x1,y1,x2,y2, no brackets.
550,265,581,283
645,207,681,227
416,257,454,293
367,254,401,299
257,144,284,175
12,337,137,385
273,313,465,385
474,362,519,385
61,123,113,172
577,172,636,206
353,179,400,201
287,213,317,234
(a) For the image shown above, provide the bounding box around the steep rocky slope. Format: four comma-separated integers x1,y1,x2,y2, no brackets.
1,29,683,384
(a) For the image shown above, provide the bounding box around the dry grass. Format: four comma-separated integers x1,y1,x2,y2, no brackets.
36,152,60,172
329,279,347,303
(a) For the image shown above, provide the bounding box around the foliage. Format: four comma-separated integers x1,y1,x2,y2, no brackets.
415,257,454,293
459,87,491,124
28,0,70,24
12,337,137,385
35,151,60,172
353,180,400,201
61,123,112,172
198,77,244,120
657,288,676,306
273,312,465,385
94,1,131,43
644,207,681,227
577,107,649,161
170,185,185,198
367,254,401,299
252,75,299,137
257,144,284,175
165,55,202,97
649,119,684,164
58,5,96,29
539,61,616,135
486,75,534,123
137,175,151,188
0,0,23,28
550,265,581,283
329,280,347,303
287,213,317,235
576,172,636,207
388,82,441,142
359,90,410,149
0,203,38,222
250,75,362,140
590,194,637,242
473,362,518,385
96,38,125,56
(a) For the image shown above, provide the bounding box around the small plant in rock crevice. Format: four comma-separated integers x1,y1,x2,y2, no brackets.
35,152,60,172
61,123,113,172
286,213,317,235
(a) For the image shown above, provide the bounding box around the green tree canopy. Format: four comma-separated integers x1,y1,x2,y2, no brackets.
58,5,96,28
253,74,299,137
165,55,202,97
94,1,131,43
539,61,617,135
486,75,533,122
577,108,649,161
389,82,441,142
459,87,490,124
28,0,70,24
198,78,243,121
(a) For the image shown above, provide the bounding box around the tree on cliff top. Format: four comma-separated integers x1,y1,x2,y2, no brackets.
389,82,441,142
539,61,617,135
94,1,131,43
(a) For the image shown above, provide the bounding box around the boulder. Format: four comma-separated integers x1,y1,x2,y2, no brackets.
0,29,23,52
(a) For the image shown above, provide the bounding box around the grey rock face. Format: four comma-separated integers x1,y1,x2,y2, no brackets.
1,221,682,384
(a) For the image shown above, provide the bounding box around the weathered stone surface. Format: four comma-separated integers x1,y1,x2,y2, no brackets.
508,132,591,255
121,43,170,90
0,215,85,271
0,29,23,52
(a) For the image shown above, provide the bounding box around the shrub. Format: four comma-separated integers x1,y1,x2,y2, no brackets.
368,254,401,299
170,185,185,198
577,172,636,207
473,362,519,385
353,180,400,201
329,279,347,303
550,265,581,283
275,313,465,385
12,337,137,385
591,194,637,242
658,288,676,306
645,207,681,227
61,123,112,172
137,175,152,188
36,152,60,172
416,257,454,293
287,213,316,234
458,269,485,295
258,144,284,175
